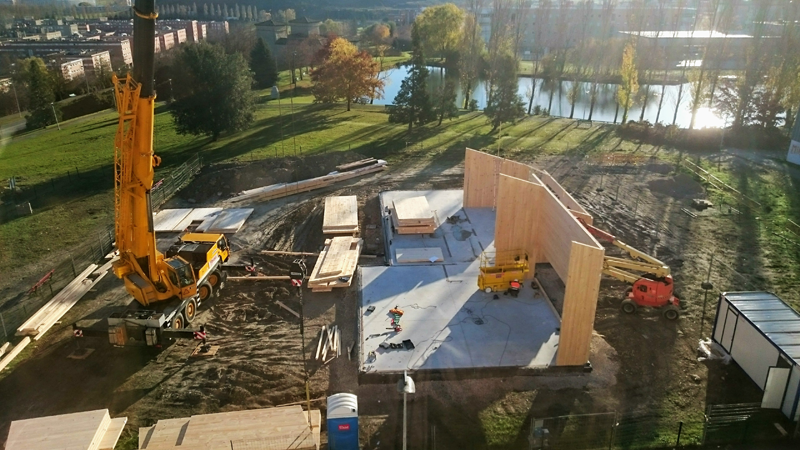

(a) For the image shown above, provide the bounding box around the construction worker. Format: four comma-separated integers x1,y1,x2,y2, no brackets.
509,279,521,297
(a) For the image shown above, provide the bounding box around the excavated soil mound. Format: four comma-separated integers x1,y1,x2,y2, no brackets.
647,173,704,199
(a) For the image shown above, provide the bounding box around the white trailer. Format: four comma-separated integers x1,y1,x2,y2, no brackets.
712,291,800,421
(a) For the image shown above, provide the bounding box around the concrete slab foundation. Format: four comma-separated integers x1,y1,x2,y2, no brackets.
360,190,562,374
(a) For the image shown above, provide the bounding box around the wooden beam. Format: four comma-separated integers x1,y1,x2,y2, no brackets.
0,337,31,372
557,242,605,366
0,342,10,358
276,301,300,318
260,250,319,256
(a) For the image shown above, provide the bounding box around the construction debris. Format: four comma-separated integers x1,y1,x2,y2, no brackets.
315,325,342,363
5,409,127,450
276,301,300,318
308,237,363,292
323,195,359,235
230,159,387,203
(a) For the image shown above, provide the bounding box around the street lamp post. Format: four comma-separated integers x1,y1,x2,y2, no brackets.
397,370,416,450
290,51,297,156
50,103,60,130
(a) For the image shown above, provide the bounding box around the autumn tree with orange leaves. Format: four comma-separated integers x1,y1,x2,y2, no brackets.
311,38,384,111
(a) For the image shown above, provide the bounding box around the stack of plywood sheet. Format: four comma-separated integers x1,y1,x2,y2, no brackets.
395,247,445,264
322,196,359,235
390,196,437,234
231,160,387,203
5,409,127,450
138,406,321,450
16,261,109,340
308,237,363,293
195,208,254,234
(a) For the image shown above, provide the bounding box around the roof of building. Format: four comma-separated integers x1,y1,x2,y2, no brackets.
290,17,320,24
620,30,752,39
255,19,287,27
723,291,800,364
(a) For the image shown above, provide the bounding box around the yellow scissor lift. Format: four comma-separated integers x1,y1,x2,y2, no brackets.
478,250,530,293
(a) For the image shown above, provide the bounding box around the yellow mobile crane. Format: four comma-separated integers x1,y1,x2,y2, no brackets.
75,0,230,345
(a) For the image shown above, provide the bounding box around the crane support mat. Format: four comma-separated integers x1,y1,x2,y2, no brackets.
139,405,320,449
5,409,127,450
230,160,387,203
323,195,359,234
308,237,363,292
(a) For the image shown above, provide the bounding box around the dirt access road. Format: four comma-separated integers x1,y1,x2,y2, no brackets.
0,149,765,449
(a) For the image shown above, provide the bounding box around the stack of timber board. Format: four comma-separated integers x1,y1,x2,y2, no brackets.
16,262,108,340
322,196,359,235
390,196,437,234
5,409,127,450
230,160,387,203
308,237,363,292
138,406,320,450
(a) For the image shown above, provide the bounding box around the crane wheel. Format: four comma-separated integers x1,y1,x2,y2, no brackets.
208,271,221,288
184,298,197,323
198,283,213,302
621,299,637,314
172,313,185,329
663,306,680,320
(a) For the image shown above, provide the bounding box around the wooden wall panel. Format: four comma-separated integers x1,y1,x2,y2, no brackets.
495,175,542,272
557,242,605,366
533,168,593,225
464,148,535,208
464,148,501,207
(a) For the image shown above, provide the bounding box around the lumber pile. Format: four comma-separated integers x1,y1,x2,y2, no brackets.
16,262,108,340
5,409,127,450
336,158,378,171
323,195,359,235
390,196,437,234
138,406,321,450
314,324,342,364
308,237,362,292
231,160,387,203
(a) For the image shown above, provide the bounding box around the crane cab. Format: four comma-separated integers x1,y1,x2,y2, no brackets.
166,233,230,297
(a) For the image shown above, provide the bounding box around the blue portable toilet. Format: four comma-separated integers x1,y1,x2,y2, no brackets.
327,393,359,450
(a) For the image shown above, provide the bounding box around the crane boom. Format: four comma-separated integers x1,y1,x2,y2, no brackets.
111,0,228,307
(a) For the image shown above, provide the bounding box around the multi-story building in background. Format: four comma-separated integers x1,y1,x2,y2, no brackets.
59,58,84,81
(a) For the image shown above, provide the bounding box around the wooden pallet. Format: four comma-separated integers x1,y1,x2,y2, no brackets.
231,161,387,203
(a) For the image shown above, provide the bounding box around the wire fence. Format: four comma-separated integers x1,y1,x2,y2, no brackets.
528,404,794,449
0,153,203,347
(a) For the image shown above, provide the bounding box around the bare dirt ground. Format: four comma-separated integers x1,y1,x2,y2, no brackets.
0,149,770,449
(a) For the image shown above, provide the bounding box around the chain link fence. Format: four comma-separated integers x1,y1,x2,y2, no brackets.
0,153,202,347
528,404,794,449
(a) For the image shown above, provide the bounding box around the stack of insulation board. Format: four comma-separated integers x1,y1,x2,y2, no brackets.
5,409,127,450
322,196,359,235
390,196,437,234
138,406,320,450
231,160,387,203
308,237,363,292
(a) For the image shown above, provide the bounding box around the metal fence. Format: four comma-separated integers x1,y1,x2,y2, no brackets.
0,153,203,346
528,404,794,449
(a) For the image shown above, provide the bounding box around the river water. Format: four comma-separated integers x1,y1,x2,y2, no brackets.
373,66,726,129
